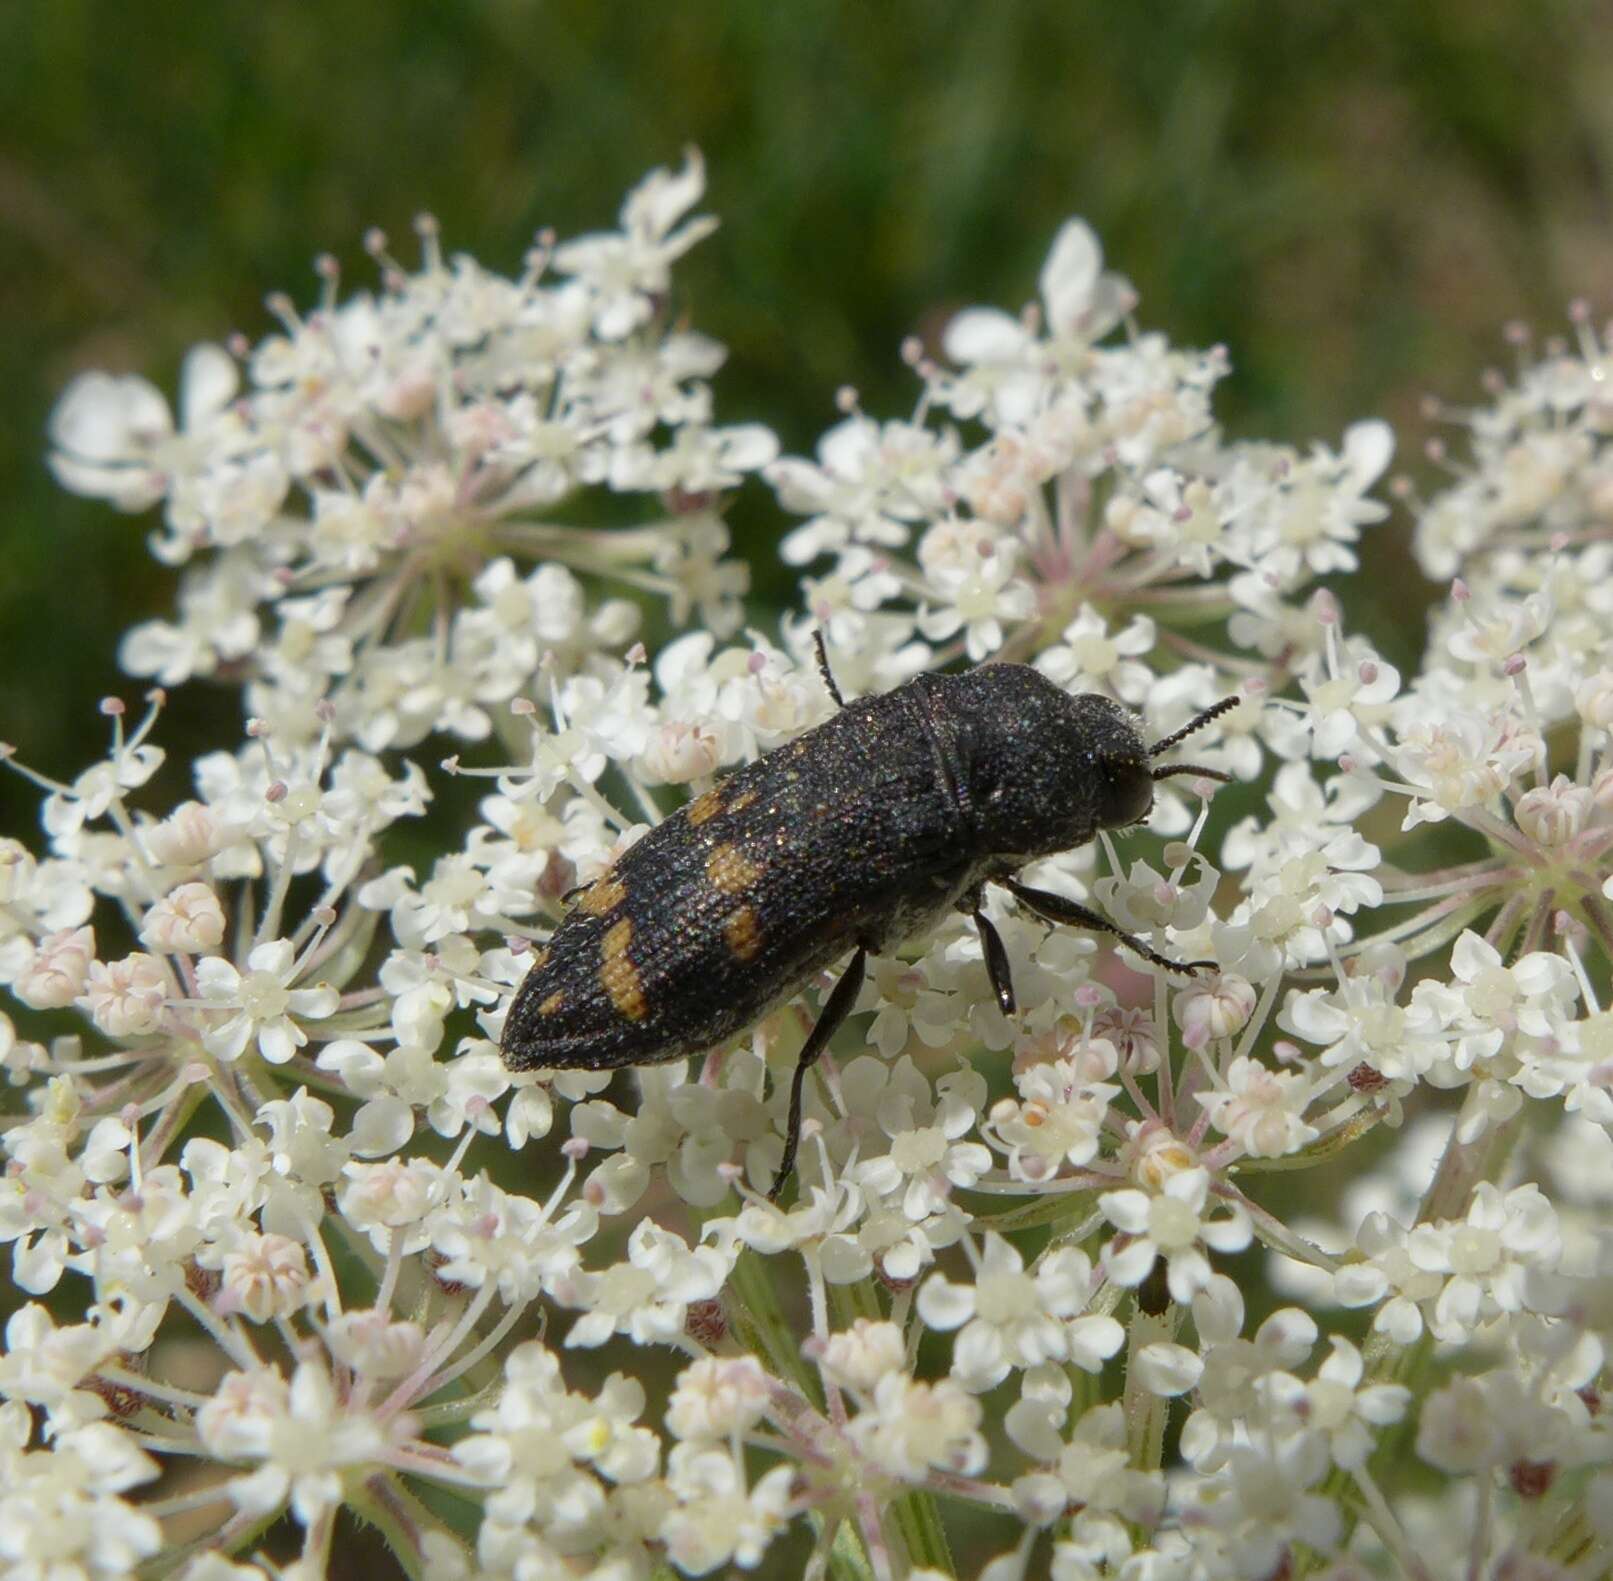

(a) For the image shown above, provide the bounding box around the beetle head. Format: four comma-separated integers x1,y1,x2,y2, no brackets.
1095,693,1239,831
956,668,1234,858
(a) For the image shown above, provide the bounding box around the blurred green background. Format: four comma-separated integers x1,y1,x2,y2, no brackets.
5,1,1612,833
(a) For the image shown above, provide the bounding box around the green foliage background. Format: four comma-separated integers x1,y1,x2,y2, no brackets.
5,1,1612,834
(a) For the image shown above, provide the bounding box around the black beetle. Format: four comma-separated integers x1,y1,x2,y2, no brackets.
501,635,1234,1198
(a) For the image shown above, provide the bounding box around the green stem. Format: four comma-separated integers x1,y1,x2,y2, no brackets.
829,1517,878,1581
350,1472,466,1581
1121,1306,1179,1470
137,1506,283,1578
1417,1099,1524,1227
728,1248,819,1400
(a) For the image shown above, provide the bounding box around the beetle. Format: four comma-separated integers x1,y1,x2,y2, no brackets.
500,634,1234,1200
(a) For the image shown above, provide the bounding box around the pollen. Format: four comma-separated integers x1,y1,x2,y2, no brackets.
687,788,725,826
725,905,763,960
539,990,566,1016
600,918,648,1021
577,873,627,916
706,842,763,895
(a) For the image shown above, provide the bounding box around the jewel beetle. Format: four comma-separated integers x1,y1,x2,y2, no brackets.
501,635,1234,1199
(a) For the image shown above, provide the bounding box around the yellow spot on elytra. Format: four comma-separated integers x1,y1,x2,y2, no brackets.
600,918,648,1021
706,842,763,896
728,788,758,813
539,990,565,1015
577,874,627,916
725,905,763,960
528,946,551,970
687,788,724,826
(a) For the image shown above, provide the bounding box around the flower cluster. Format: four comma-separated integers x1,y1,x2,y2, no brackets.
2,154,1610,1578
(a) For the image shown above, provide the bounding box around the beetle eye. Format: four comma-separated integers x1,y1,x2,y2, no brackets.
1097,758,1154,827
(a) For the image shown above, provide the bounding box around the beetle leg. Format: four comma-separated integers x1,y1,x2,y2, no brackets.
768,943,867,1201
813,627,846,709
999,877,1214,975
973,907,1016,1016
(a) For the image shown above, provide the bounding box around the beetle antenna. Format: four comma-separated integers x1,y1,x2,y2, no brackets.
1148,696,1237,757
1153,760,1234,784
813,627,846,709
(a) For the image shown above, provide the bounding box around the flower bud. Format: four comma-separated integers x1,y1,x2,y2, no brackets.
15,926,96,1009
1172,972,1257,1046
640,720,724,784
80,953,167,1036
1513,775,1592,846
144,801,224,866
140,881,226,954
220,1233,311,1322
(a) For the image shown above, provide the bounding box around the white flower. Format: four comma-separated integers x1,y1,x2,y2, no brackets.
553,149,718,341
1195,1055,1319,1159
1332,1210,1446,1344
42,742,165,840
337,1157,442,1252
47,343,241,515
1417,931,1580,1083
197,1362,392,1525
918,1233,1122,1391
1099,1168,1253,1303
817,1319,908,1394
1177,1438,1342,1576
769,415,952,565
562,1220,729,1348
324,1309,427,1381
1391,707,1540,830
847,1373,987,1480
21,170,1613,1581
195,938,339,1062
666,1357,770,1441
454,1343,657,1545
1513,772,1594,845
1282,964,1451,1084
1037,605,1157,702
940,217,1131,425
0,1403,162,1574
1172,972,1257,1048
1256,1336,1409,1471
429,1171,596,1303
914,522,1035,660
140,798,230,868
1414,1374,1503,1473
849,1057,992,1220
1179,1280,1319,1471
1055,1404,1167,1524
1092,852,1219,939
985,1057,1119,1183
1407,1181,1562,1344
660,1445,792,1574
0,1303,134,1431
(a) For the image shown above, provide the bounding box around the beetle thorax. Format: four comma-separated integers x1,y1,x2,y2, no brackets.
948,666,1153,860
